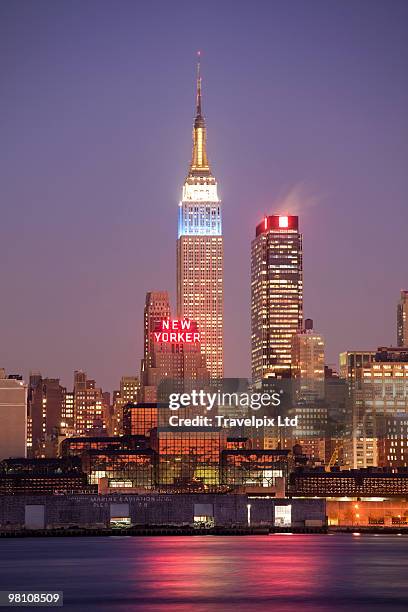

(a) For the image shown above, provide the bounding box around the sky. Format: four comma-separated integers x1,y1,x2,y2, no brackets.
1,0,407,393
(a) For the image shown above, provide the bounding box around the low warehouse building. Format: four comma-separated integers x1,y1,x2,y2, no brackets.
0,494,325,530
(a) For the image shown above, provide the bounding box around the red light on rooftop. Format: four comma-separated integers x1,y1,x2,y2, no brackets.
256,215,299,236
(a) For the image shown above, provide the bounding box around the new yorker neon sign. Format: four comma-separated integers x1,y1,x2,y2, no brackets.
153,319,201,344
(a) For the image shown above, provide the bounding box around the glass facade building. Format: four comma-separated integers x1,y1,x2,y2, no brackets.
151,428,221,490
81,449,157,489
220,449,290,489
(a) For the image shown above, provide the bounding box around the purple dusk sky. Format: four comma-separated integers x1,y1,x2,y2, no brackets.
1,0,407,393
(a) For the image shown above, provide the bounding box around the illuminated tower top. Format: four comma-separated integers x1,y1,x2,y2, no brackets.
188,55,210,177
179,54,221,237
181,54,220,203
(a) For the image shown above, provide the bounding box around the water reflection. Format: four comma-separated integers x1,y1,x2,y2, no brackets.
0,535,407,611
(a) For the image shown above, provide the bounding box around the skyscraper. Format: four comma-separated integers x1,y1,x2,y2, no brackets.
251,215,303,383
288,319,327,463
142,318,209,402
397,290,408,347
176,58,224,379
141,291,171,401
73,370,106,436
29,375,65,456
141,291,209,401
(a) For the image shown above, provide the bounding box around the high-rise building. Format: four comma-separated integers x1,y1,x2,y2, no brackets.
339,351,375,468
111,376,140,435
397,290,408,346
341,348,408,468
251,215,303,383
285,320,327,464
359,349,408,468
62,390,74,429
141,316,209,402
141,287,209,401
29,375,65,455
377,413,408,469
73,370,106,436
291,319,325,401
142,292,171,375
176,58,223,379
0,369,27,460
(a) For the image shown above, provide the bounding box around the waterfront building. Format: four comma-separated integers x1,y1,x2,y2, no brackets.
0,457,93,495
220,449,290,494
0,494,325,530
60,434,148,457
225,437,252,450
150,427,221,489
289,465,408,497
81,449,157,489
327,498,408,527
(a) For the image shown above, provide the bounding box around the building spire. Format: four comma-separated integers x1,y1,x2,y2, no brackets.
189,51,210,176
195,51,203,122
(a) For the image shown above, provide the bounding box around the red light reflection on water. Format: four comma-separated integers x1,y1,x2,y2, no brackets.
126,535,331,611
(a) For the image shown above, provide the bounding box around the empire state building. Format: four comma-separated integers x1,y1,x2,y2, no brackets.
176,59,224,379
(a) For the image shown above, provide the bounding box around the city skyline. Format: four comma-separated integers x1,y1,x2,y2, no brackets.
1,4,408,608
1,1,407,392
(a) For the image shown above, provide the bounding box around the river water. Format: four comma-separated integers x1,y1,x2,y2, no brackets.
0,534,407,611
